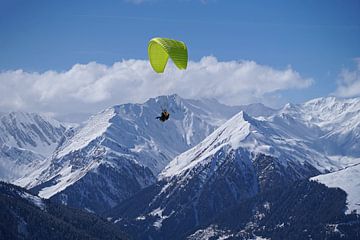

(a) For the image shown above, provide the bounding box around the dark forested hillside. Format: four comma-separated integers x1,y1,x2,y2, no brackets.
0,182,129,240
107,180,360,240
191,180,360,240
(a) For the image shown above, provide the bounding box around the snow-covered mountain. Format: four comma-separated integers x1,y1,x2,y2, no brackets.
0,112,66,183
282,97,360,157
26,95,273,213
106,112,322,239
107,96,360,239
311,163,360,214
3,94,359,238
158,96,360,201
160,111,330,180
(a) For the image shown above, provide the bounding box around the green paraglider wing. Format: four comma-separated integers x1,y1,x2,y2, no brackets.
148,37,188,73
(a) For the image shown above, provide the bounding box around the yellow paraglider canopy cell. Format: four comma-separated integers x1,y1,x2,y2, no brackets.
148,37,188,73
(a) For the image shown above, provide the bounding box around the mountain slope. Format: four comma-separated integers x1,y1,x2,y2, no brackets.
160,110,332,180
0,112,66,183
105,112,322,239
311,163,360,214
188,180,359,240
28,95,271,213
106,96,360,239
0,181,128,240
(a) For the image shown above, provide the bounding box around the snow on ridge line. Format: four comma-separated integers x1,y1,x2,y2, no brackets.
311,163,360,214
38,160,101,199
3,111,64,129
159,111,252,179
0,111,66,157
56,107,116,158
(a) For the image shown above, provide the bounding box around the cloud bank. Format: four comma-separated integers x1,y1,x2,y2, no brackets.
0,56,312,116
334,59,360,98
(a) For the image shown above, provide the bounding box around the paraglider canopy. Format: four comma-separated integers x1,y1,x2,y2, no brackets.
148,37,188,73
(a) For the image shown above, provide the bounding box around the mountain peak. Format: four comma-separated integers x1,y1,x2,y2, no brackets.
280,102,301,113
147,94,182,107
55,107,115,158
236,110,252,121
160,111,255,179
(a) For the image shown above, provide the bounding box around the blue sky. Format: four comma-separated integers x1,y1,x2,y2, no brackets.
0,0,359,115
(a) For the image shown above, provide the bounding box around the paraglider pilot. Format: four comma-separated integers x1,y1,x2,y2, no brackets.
156,109,170,122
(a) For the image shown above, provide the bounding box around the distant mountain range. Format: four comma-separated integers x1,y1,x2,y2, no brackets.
104,96,360,239
7,95,274,214
0,112,66,182
0,95,359,239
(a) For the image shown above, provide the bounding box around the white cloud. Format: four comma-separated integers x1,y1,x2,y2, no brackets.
0,56,312,116
334,59,360,98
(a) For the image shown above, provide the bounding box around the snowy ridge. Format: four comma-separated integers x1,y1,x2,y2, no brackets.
160,111,253,178
0,112,66,183
311,163,360,214
301,96,360,129
284,96,360,156
156,95,360,229
160,107,346,179
56,107,115,158
0,112,66,156
25,136,109,191
102,96,360,239
0,144,45,182
38,160,102,199
18,95,275,198
5,95,359,222
27,95,253,211
52,94,240,176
